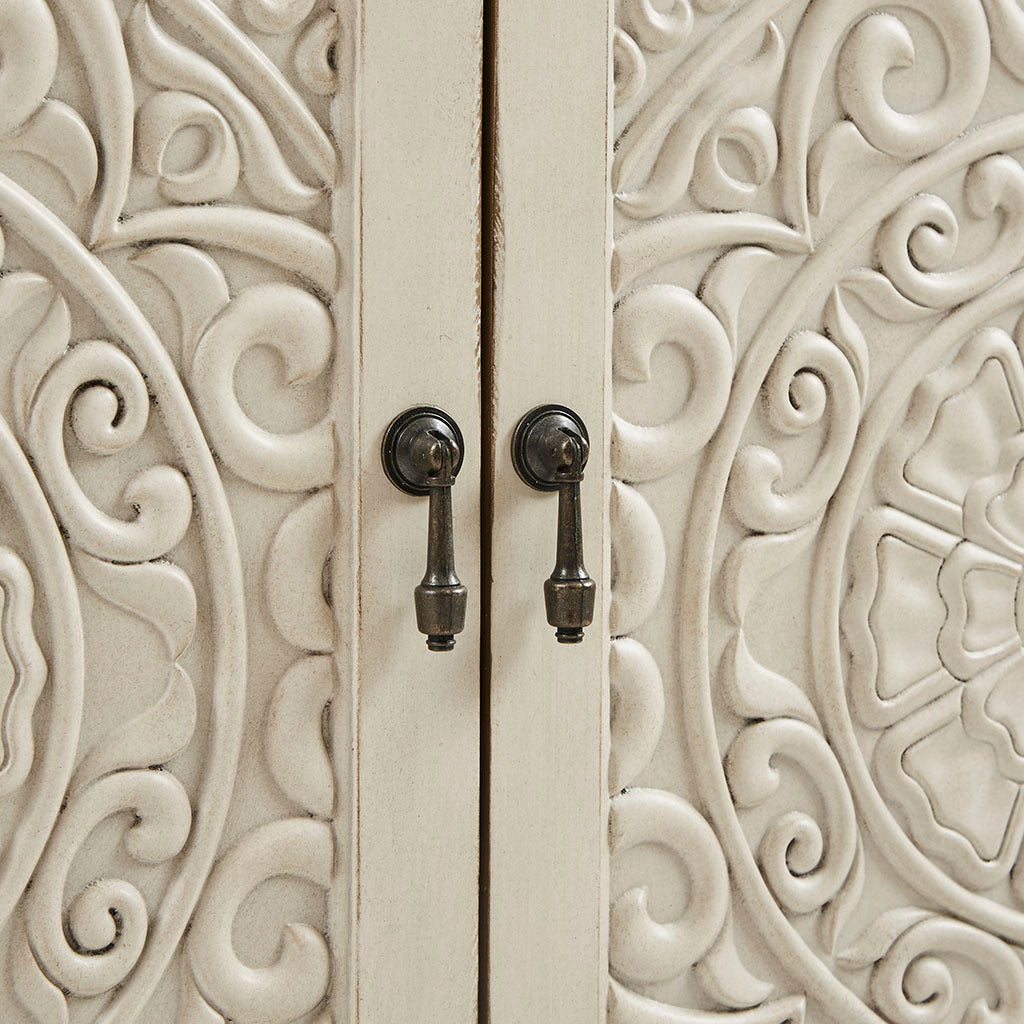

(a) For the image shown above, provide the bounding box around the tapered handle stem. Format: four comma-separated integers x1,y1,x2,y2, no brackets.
512,405,595,644
415,437,467,651
382,407,467,652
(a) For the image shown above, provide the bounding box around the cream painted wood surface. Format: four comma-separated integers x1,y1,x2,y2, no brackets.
606,3,1024,1024
353,0,481,1021
0,2,480,1023
486,2,612,1023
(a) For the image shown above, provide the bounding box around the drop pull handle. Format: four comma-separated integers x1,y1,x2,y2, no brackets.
512,405,596,644
382,407,468,651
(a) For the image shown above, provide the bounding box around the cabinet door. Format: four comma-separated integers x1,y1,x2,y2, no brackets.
0,3,480,1023
491,3,1024,1023
485,3,611,1022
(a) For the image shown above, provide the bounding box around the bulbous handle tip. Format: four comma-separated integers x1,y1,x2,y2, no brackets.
544,575,596,642
415,581,468,651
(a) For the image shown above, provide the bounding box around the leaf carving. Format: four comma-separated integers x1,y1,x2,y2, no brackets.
840,268,933,323
615,23,785,218
75,554,197,660
70,556,198,788
700,246,778,357
718,632,820,727
128,1,324,213
835,907,933,970
4,100,98,205
807,120,890,219
823,286,869,403
131,243,230,368
3,272,71,437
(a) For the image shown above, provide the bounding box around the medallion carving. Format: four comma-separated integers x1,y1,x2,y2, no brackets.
609,2,1024,1022
0,2,346,1021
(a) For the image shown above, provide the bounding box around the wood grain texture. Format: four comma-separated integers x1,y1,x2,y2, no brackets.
352,0,482,1021
486,1,613,1021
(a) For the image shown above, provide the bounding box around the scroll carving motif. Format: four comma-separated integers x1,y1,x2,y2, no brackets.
610,2,1024,1022
0,2,347,1022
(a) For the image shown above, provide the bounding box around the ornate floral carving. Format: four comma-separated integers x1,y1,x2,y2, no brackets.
610,2,1024,1023
0,1,345,1021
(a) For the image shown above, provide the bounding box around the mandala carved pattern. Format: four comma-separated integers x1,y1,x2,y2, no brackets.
0,2,346,1022
608,2,1024,1023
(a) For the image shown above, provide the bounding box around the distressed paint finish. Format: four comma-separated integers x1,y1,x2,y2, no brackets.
607,2,1024,1023
353,0,482,1021
487,1,613,1022
0,2,481,1023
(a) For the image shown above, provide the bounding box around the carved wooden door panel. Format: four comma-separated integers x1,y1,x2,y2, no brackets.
490,1,1024,1023
602,2,1024,1023
0,2,481,1024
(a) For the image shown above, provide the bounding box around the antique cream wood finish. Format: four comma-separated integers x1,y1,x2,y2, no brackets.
606,3,1024,1024
14,3,1024,1024
486,3,612,1023
354,0,481,1021
0,2,480,1023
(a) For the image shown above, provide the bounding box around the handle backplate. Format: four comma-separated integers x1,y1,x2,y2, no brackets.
382,406,465,495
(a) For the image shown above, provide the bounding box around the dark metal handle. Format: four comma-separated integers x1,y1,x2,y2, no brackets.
382,407,468,651
512,405,596,644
